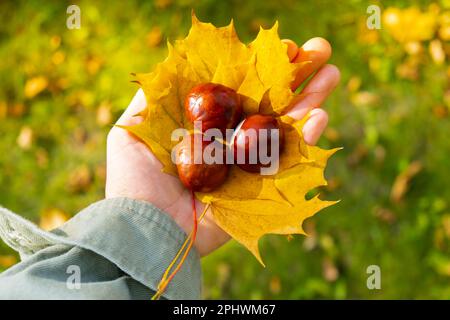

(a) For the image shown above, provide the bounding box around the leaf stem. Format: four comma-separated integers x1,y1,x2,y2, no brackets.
151,191,209,300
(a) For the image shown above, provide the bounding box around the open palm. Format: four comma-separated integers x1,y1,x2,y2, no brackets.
105,38,340,257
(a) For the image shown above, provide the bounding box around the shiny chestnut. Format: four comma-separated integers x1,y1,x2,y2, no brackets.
185,83,242,133
175,133,229,192
233,114,285,173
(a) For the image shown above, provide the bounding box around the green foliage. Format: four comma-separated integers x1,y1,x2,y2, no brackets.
0,0,449,298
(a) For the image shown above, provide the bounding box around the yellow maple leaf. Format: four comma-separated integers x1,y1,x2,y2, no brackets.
123,14,339,265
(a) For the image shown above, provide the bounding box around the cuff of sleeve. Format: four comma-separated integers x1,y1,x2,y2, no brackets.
0,198,202,300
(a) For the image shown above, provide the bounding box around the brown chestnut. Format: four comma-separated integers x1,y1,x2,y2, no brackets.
175,133,229,192
233,114,285,173
185,83,242,133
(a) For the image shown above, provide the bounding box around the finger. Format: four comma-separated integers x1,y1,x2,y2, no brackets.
292,37,332,90
302,108,328,145
116,88,147,126
282,39,299,62
196,211,230,256
285,64,340,121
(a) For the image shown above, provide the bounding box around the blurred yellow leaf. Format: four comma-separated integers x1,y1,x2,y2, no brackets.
442,214,450,238
396,58,420,80
391,161,423,203
95,163,107,183
373,206,396,224
73,127,88,144
322,257,339,282
35,148,49,168
51,51,65,65
96,102,112,126
56,77,69,90
79,90,95,107
122,14,339,265
324,127,340,142
303,220,317,251
86,56,103,75
9,103,26,117
155,0,172,9
346,76,361,93
320,234,335,253
24,76,48,98
444,90,450,111
350,91,379,107
216,263,231,287
17,126,33,150
0,255,17,268
146,26,163,48
357,20,379,45
383,7,438,43
429,39,446,65
68,165,92,193
49,35,61,49
325,176,341,192
404,41,423,55
432,105,448,118
39,208,70,231
434,228,445,250
439,11,450,40
269,276,281,294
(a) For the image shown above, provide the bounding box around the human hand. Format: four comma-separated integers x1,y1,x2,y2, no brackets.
105,37,340,257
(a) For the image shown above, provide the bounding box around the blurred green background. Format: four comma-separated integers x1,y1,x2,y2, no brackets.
1,0,450,299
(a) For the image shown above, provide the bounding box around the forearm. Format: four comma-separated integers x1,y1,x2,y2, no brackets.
0,198,201,300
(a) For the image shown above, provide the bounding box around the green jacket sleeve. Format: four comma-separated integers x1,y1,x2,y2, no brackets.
0,197,201,300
